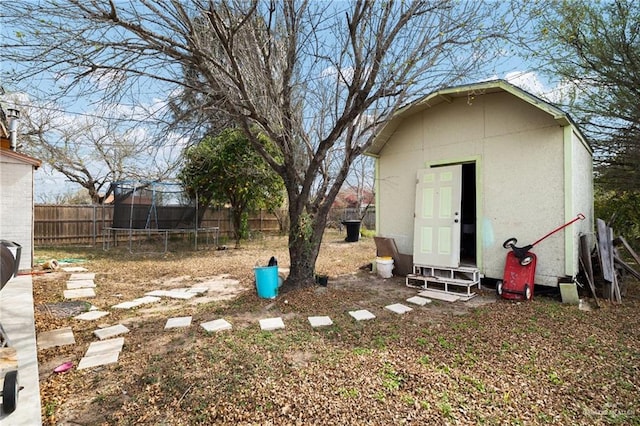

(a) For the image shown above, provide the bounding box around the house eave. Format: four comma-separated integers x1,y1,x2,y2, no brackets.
0,147,42,169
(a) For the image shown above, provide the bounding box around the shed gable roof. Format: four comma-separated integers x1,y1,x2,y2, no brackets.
368,79,588,156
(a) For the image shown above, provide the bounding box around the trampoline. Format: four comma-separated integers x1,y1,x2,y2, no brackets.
102,181,219,253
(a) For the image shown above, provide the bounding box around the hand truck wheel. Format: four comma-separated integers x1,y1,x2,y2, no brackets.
2,369,18,415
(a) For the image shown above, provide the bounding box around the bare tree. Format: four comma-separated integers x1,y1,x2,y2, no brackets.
2,0,524,289
16,101,172,204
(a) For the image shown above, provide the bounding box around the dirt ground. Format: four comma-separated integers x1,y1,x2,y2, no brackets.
31,231,640,425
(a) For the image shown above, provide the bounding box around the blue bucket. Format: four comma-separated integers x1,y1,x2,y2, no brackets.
254,265,278,299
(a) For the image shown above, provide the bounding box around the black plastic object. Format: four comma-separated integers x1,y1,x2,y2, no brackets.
268,256,277,267
342,220,361,243
2,369,19,414
0,240,21,289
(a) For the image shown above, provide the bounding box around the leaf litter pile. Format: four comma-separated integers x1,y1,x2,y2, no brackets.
32,231,640,425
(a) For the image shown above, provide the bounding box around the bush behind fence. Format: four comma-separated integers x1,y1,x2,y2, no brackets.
33,204,375,247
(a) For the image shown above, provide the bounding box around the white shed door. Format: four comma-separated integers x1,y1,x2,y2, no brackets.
413,166,462,267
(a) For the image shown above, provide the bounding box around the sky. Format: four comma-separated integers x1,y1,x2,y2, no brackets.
0,1,569,204
26,70,565,203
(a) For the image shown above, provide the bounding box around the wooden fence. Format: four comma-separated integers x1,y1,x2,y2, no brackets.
33,204,376,247
34,204,284,246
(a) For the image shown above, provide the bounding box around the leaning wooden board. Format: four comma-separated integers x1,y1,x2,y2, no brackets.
0,347,18,376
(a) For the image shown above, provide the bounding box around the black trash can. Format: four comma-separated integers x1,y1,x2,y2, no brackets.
342,220,361,243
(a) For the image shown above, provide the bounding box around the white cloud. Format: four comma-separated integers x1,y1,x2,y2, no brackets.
504,71,578,105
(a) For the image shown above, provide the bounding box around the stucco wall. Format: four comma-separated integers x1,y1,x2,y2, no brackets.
0,157,35,271
377,91,588,286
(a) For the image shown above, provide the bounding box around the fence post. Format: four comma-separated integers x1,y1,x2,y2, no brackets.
92,204,97,247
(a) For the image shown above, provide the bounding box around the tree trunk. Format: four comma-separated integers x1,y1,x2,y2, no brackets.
282,202,332,291
231,208,243,249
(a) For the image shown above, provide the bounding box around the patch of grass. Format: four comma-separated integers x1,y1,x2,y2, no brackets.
402,395,415,406
437,363,451,375
418,355,430,365
373,390,386,402
437,335,454,350
380,363,403,392
44,400,58,417
338,387,359,398
416,337,428,346
353,347,372,356
547,371,562,385
438,393,453,419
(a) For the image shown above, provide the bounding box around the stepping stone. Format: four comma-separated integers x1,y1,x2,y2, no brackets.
407,296,432,306
112,296,161,309
74,310,109,321
348,309,376,321
63,288,96,300
85,337,125,357
78,337,126,371
62,266,88,272
69,272,96,281
385,303,413,314
145,289,196,300
259,317,285,331
78,350,120,370
308,316,333,328
37,327,76,350
165,316,192,329
188,287,208,295
94,324,130,340
201,319,232,332
67,280,96,289
418,290,460,303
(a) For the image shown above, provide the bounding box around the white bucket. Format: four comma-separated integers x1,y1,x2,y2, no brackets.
376,257,394,278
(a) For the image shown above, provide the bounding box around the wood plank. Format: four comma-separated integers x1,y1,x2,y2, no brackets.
614,255,640,280
0,347,18,376
596,219,614,282
579,235,599,307
618,236,640,267
610,228,621,302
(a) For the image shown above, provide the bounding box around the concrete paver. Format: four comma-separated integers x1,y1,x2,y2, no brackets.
74,311,109,321
308,316,333,328
66,280,96,289
68,272,96,281
418,290,460,302
201,319,232,332
260,317,285,331
385,303,413,314
93,324,130,340
407,296,432,306
63,288,96,299
85,337,125,357
145,289,196,300
349,309,376,321
165,316,192,329
61,266,88,273
77,351,120,370
112,296,161,309
37,327,75,350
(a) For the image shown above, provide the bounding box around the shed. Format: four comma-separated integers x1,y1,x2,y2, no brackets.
1,115,41,272
368,80,593,290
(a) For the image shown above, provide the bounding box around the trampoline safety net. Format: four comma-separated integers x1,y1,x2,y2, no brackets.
110,181,199,230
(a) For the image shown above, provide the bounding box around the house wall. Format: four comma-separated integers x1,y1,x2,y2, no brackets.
566,129,594,275
378,91,582,286
0,156,35,271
